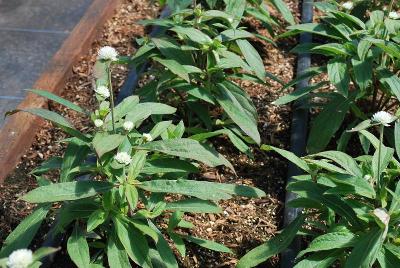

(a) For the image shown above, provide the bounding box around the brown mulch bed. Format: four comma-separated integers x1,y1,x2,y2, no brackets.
0,0,300,267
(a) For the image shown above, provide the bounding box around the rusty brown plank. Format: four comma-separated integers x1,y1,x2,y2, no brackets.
0,0,123,182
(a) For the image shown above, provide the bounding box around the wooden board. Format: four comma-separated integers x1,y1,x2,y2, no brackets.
0,0,122,182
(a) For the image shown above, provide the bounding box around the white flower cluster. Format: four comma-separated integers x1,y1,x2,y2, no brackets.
98,46,118,61
143,133,153,142
371,111,396,126
123,121,134,132
7,249,33,268
341,1,353,10
115,152,132,165
94,86,110,99
389,11,400,20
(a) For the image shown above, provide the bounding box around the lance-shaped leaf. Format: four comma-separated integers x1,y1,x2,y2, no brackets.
183,236,232,253
67,224,90,268
138,180,265,201
137,138,233,171
236,39,266,81
166,199,222,213
93,133,125,158
22,181,114,203
0,205,51,258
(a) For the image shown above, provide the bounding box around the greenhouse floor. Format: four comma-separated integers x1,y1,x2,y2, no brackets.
0,0,93,127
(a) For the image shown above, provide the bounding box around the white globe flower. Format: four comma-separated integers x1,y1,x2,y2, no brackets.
371,111,396,126
115,152,132,165
94,86,110,99
142,133,153,142
123,121,134,132
389,11,400,20
341,1,353,10
94,119,104,128
98,46,118,61
7,249,33,268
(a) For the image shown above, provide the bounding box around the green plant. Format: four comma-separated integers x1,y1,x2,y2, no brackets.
0,53,266,268
276,1,400,153
238,112,400,267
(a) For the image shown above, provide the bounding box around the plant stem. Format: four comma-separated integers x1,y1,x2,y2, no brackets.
108,63,116,133
377,124,384,201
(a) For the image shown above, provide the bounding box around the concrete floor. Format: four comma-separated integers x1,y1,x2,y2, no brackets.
0,0,93,127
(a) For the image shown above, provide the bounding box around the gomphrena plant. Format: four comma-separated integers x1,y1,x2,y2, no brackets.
0,47,266,268
275,0,400,153
238,111,400,267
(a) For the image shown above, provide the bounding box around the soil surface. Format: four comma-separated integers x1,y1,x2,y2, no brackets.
0,0,300,267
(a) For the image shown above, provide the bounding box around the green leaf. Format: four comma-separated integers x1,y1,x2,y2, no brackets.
128,151,147,181
138,180,265,201
261,145,310,173
22,181,114,203
105,95,139,124
93,133,125,158
0,205,50,258
107,234,131,268
314,150,363,178
148,221,179,268
87,209,107,232
114,216,152,268
169,26,212,44
344,228,384,268
152,38,193,65
60,138,90,182
9,108,90,142
166,199,222,213
142,158,198,174
237,215,305,268
395,121,400,160
216,29,253,42
28,89,87,114
153,57,190,82
273,82,327,105
67,224,90,268
30,156,62,175
183,236,232,253
297,231,356,258
270,0,295,25
378,246,400,268
286,23,342,40
378,68,400,102
327,59,350,97
294,249,343,268
137,138,233,170
32,247,59,263
236,39,266,81
215,83,260,144
352,58,372,91
125,184,139,210
307,95,351,153
169,232,186,257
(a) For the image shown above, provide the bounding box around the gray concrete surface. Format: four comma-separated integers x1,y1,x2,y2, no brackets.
0,0,93,127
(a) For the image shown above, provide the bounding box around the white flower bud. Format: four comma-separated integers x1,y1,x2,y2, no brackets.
371,111,396,126
389,11,400,20
94,86,110,98
363,174,372,181
94,119,104,128
342,1,353,10
98,46,118,61
123,121,134,132
7,249,33,268
115,152,132,165
142,133,153,142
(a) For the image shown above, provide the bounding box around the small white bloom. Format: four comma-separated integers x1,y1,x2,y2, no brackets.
363,174,372,181
94,119,104,128
115,152,132,165
142,133,153,142
98,46,118,61
371,111,396,126
341,1,353,10
123,121,134,132
94,86,110,98
389,11,400,20
7,249,33,268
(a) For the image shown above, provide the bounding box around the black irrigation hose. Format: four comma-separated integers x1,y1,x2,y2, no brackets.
281,1,313,268
40,7,171,267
